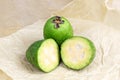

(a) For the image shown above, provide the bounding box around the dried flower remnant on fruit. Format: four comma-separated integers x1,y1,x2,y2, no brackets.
53,16,64,28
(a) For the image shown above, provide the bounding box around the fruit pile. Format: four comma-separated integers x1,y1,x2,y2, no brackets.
26,16,96,72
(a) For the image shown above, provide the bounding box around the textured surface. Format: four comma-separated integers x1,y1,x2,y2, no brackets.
0,0,120,80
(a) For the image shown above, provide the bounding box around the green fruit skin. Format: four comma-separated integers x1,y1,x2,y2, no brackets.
61,36,96,70
26,39,60,72
26,40,44,69
44,16,73,46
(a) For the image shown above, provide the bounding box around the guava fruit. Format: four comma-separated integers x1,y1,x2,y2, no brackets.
26,39,59,72
61,36,96,70
43,16,73,45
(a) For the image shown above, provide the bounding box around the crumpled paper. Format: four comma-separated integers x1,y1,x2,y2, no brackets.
0,0,120,80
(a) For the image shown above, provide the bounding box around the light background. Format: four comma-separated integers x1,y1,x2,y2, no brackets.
0,0,72,37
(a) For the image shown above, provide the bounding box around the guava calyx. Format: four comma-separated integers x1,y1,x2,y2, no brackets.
52,16,64,29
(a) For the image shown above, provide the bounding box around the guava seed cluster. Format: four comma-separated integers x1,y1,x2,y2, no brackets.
26,16,96,72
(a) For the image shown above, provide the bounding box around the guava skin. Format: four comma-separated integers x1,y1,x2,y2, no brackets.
43,16,73,46
26,40,44,69
26,39,60,72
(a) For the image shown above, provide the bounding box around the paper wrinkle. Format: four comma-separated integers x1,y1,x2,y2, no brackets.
0,0,120,80
105,0,120,10
53,0,107,21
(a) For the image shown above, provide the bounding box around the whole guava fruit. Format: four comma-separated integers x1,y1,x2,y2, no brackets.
43,16,73,45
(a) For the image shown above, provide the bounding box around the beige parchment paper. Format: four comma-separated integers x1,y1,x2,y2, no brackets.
0,0,120,80
0,0,72,37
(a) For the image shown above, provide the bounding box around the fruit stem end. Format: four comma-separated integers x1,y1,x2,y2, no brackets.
53,16,64,29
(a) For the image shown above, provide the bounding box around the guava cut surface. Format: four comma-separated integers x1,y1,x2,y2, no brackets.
26,39,60,72
61,36,96,70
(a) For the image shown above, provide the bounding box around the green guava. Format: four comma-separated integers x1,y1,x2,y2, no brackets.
61,36,96,70
26,39,60,72
43,16,73,45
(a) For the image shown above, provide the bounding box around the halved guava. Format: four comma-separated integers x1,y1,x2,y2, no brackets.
43,16,73,45
26,39,59,72
61,36,96,70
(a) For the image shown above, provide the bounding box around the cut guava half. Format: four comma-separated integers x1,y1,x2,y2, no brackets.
26,39,59,72
61,36,96,70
